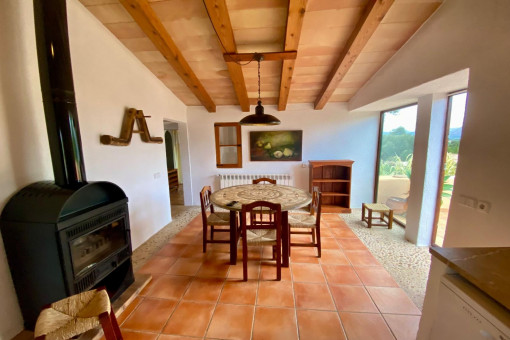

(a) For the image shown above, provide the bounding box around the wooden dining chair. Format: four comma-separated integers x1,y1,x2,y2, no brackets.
240,201,281,281
200,186,232,252
251,178,277,223
34,287,122,340
289,186,323,257
252,177,276,184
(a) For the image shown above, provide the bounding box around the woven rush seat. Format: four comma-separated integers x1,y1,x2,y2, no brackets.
288,213,316,228
363,203,391,212
245,228,277,245
240,201,282,281
201,186,237,252
289,187,322,257
362,203,393,229
207,212,230,225
34,288,121,340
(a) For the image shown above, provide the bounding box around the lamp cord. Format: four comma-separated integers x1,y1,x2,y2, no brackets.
258,58,261,102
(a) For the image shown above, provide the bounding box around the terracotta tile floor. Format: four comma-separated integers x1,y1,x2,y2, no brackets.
119,214,421,340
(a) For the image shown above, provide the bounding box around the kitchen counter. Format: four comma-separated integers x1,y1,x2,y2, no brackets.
430,246,510,310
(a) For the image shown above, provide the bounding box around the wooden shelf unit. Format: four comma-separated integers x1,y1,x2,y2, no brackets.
168,169,179,191
309,160,354,213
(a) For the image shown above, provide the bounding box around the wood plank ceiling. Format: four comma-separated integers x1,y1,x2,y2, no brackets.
80,0,442,112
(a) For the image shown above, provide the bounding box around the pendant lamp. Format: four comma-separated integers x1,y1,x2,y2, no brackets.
239,54,281,126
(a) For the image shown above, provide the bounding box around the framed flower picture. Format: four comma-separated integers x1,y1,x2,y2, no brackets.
249,130,302,161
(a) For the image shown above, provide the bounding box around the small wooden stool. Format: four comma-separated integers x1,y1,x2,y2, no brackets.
362,203,393,229
34,287,122,340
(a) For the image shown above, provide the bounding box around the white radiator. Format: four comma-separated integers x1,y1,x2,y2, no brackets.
219,174,293,188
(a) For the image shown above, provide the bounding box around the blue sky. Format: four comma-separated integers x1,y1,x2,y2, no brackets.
382,92,467,133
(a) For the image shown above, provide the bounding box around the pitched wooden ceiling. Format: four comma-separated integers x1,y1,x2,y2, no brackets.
80,0,442,112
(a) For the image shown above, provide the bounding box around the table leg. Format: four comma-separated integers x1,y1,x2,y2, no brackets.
282,211,289,268
229,210,237,265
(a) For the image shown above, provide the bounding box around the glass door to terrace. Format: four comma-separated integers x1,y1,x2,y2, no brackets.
433,92,467,246
375,105,418,226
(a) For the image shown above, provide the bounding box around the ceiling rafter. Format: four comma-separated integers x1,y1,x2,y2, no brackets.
203,0,250,112
314,0,395,110
279,0,308,111
118,0,216,112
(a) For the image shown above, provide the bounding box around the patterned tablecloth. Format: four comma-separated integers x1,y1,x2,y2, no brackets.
210,184,312,211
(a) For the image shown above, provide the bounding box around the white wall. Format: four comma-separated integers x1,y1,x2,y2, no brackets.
348,0,510,338
0,0,187,337
0,2,52,337
68,0,188,248
186,103,379,207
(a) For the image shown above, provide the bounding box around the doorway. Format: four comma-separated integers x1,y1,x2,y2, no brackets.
432,91,467,246
164,121,184,211
375,104,418,226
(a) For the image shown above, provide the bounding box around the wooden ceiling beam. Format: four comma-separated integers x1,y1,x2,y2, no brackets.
204,0,250,112
314,0,394,110
279,0,308,111
223,51,298,63
119,0,216,112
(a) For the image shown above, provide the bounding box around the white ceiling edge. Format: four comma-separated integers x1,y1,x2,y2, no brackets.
348,68,470,113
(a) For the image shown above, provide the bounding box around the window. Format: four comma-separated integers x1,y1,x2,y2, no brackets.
375,104,418,226
432,91,467,246
214,122,242,168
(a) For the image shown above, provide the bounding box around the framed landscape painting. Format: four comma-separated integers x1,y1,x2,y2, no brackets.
250,130,302,161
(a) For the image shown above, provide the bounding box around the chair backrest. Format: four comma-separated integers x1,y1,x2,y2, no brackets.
252,177,277,185
200,186,214,224
241,201,281,236
310,186,322,226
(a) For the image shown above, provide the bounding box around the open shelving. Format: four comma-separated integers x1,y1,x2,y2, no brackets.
309,160,354,213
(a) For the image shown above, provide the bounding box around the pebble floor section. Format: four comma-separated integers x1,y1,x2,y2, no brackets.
119,211,426,340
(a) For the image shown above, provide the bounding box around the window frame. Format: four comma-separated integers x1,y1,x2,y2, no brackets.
214,122,242,168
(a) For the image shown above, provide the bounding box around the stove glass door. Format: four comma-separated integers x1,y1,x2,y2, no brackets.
69,219,127,276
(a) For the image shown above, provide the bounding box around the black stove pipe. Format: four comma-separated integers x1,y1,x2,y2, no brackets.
34,0,87,187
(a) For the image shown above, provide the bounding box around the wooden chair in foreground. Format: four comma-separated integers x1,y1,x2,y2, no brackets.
289,186,323,257
200,186,232,252
252,177,276,184
240,201,282,281
34,287,122,340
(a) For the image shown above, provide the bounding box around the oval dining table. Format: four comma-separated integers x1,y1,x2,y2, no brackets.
210,184,312,267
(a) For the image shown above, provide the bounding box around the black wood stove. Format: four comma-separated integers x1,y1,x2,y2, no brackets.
0,0,134,330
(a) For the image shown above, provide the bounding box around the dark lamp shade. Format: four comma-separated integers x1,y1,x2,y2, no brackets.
239,101,281,126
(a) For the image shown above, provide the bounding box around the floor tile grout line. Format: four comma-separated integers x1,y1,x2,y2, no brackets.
162,247,222,338
339,213,399,340
157,276,192,336
199,276,224,340
335,222,390,317
320,257,350,340
118,295,143,328
324,214,391,340
252,257,262,340
288,256,301,340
